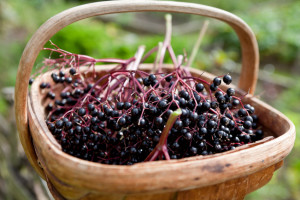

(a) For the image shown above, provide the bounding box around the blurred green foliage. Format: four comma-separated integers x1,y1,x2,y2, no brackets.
177,0,300,64
0,0,76,86
49,20,204,61
1,0,300,199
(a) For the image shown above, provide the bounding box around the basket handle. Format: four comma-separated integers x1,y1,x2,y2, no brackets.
15,1,259,175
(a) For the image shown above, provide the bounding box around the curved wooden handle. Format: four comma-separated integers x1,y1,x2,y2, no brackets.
15,1,259,176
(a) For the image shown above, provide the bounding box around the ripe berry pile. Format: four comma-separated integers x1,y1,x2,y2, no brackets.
32,16,263,165
36,64,263,165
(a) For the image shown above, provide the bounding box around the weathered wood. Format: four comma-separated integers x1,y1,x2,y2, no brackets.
15,1,296,200
176,163,276,200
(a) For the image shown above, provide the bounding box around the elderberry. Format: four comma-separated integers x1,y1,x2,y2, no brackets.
165,75,173,82
223,74,232,85
213,77,222,86
196,83,204,92
226,88,235,96
78,108,86,116
69,68,76,75
29,78,34,85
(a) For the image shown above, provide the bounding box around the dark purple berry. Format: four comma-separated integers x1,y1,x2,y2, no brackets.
201,102,211,112
223,74,232,85
244,121,252,129
238,108,247,117
165,75,173,82
66,77,72,83
190,147,198,155
184,132,192,140
143,77,151,86
69,68,76,75
196,83,204,92
148,74,156,82
232,99,240,107
174,120,183,129
155,117,163,126
116,102,124,110
123,102,132,109
78,108,86,116
55,120,64,128
118,117,126,126
217,96,226,104
179,90,190,100
40,82,47,89
210,84,218,91
213,77,222,86
220,117,229,126
29,78,34,85
87,103,95,111
226,88,235,96
215,91,223,98
158,100,168,109
199,127,207,135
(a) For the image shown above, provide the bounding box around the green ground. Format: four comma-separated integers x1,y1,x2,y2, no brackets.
0,0,299,199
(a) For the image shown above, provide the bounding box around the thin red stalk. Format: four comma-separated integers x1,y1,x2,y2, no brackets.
158,14,172,73
140,46,158,63
167,45,178,67
145,108,182,161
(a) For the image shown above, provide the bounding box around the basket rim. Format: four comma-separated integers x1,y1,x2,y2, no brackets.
27,64,296,193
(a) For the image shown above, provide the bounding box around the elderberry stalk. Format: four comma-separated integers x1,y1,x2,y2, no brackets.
145,108,182,161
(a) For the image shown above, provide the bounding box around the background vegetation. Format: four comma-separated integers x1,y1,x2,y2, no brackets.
0,0,299,199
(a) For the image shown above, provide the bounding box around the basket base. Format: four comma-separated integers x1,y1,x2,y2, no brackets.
46,161,283,200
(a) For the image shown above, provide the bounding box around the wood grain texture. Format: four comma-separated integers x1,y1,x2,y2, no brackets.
15,1,259,176
26,64,296,199
176,163,276,200
43,161,276,200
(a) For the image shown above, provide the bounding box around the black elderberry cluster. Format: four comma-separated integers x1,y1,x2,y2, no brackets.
40,69,263,165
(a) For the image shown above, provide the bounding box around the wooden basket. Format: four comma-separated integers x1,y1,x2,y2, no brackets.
15,1,296,200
